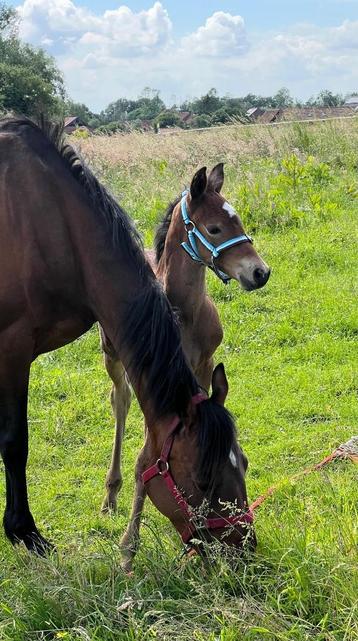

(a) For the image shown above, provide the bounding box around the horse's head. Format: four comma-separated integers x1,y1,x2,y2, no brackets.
183,164,270,289
141,364,255,553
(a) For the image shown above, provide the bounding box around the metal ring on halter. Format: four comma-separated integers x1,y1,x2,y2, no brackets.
184,220,196,232
157,459,169,475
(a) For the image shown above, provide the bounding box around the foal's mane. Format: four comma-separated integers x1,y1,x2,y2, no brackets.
0,117,236,487
154,196,180,263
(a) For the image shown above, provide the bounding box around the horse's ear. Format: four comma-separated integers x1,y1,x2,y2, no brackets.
208,163,224,193
190,167,207,200
211,363,228,406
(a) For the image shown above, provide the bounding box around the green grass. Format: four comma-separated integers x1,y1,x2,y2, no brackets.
0,120,357,640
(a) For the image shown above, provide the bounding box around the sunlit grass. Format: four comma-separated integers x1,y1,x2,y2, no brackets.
0,119,357,640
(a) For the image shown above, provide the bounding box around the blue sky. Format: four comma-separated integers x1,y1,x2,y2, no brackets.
11,1,358,110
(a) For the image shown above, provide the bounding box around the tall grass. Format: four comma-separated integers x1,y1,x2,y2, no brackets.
0,118,357,640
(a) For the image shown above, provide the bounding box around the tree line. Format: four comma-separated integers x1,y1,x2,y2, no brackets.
0,2,356,133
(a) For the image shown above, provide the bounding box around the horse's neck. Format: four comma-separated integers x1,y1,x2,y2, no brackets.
156,206,207,314
62,196,166,424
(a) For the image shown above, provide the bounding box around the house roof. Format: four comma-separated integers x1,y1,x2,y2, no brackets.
178,111,193,122
258,109,282,123
64,116,78,127
344,96,358,106
281,106,356,121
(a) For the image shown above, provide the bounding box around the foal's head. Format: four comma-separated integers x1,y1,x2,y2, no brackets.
183,164,270,289
141,364,255,552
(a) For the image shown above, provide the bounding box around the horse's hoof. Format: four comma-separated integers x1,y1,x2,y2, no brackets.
22,532,55,556
100,497,117,514
121,557,134,575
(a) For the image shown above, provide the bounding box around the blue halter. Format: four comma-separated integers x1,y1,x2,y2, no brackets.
180,190,253,285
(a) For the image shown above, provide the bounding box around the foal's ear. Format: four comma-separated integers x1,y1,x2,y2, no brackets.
211,363,229,406
208,163,224,193
190,166,207,200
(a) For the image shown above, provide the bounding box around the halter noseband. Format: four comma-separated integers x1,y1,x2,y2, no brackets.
142,393,254,546
180,190,253,285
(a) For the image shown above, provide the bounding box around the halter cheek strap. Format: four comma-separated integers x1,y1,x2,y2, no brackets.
142,394,254,545
180,190,253,285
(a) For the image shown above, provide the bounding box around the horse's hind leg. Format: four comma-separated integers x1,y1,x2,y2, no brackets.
101,354,131,513
0,349,51,554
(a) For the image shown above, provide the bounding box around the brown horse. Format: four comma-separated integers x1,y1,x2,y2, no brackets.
0,118,253,559
101,164,270,570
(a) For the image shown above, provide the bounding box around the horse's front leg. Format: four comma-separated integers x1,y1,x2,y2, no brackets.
0,356,51,554
101,353,132,513
120,454,147,573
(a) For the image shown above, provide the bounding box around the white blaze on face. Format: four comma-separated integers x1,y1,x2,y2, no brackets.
229,449,238,468
223,202,236,218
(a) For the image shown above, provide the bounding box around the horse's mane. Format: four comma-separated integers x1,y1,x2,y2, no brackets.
0,116,143,265
196,401,236,490
0,116,236,488
154,196,180,263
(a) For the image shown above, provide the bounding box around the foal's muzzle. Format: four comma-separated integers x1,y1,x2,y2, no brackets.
253,267,271,288
241,267,271,291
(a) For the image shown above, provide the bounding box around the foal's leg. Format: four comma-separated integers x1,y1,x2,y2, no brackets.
0,354,51,553
101,355,132,513
120,457,147,573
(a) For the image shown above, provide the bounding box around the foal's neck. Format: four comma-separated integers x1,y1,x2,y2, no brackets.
156,203,207,314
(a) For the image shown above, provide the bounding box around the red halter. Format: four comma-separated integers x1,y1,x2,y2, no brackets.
142,393,254,545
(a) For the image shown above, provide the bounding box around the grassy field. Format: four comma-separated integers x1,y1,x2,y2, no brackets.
0,119,357,640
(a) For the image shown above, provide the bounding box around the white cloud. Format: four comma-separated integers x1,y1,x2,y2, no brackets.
182,11,249,57
328,20,358,50
14,1,358,110
17,0,172,56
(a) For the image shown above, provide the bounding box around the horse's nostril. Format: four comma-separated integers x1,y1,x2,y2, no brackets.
253,268,270,287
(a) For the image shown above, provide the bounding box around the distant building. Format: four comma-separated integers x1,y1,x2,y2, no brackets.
257,109,283,124
139,119,152,132
178,111,195,126
246,107,264,121
64,116,90,134
281,106,356,121
343,95,358,108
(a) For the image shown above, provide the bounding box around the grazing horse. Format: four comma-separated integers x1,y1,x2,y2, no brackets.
0,118,253,559
101,164,270,570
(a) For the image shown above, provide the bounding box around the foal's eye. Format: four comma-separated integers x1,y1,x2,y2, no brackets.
207,226,221,235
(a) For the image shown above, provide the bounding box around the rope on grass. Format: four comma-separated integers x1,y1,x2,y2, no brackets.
249,436,358,512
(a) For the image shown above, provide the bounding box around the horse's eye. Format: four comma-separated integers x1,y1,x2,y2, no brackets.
207,226,221,235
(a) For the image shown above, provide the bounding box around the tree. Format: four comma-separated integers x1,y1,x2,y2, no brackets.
60,99,101,127
0,2,65,116
308,90,343,107
193,114,212,128
211,108,231,125
191,88,221,115
155,110,180,128
0,2,17,36
271,87,294,108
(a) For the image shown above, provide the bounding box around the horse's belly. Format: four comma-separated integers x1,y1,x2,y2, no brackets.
33,315,94,358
